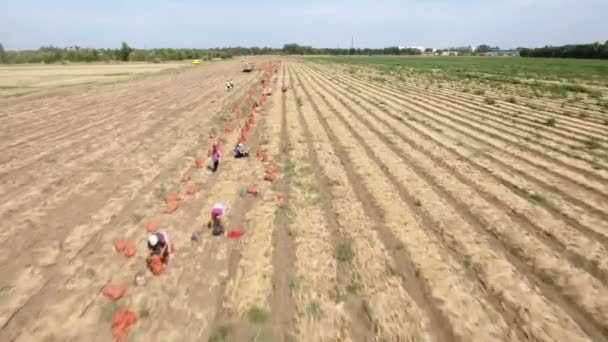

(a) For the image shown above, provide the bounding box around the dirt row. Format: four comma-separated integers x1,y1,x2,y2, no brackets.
304,61,608,280
311,64,608,239
0,60,281,341
316,64,608,187
291,62,608,341
327,64,608,170
343,64,608,126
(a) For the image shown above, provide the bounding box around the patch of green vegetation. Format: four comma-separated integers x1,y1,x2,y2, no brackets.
484,97,496,105
296,97,303,107
585,138,601,150
346,282,361,294
247,306,270,325
505,96,517,104
473,89,485,96
525,102,540,110
335,241,354,262
306,301,323,319
208,325,232,342
544,118,557,127
529,192,548,205
288,278,300,294
0,284,14,294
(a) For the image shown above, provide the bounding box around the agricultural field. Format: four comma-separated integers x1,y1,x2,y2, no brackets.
0,62,189,97
1,55,608,342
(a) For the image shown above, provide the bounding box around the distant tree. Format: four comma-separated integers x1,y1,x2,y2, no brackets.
119,42,133,61
424,48,433,53
0,42,5,63
477,44,493,53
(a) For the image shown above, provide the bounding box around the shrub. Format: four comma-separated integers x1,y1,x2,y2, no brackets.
335,242,353,262
474,89,485,96
585,138,600,150
247,306,269,325
484,97,496,105
544,118,557,127
506,96,517,104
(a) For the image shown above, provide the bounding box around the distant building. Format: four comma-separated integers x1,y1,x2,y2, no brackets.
399,46,425,52
480,49,519,56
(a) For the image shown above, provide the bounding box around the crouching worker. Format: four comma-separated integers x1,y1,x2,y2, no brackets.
208,203,226,236
234,143,249,158
147,231,173,264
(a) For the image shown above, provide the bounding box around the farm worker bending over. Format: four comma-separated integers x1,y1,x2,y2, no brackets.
234,143,249,158
147,231,173,264
211,141,220,172
208,203,226,236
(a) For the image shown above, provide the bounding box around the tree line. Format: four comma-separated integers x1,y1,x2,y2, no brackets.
519,42,608,59
0,42,278,64
1,41,606,64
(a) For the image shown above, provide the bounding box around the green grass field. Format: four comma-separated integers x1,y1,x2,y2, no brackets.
308,56,608,81
305,56,608,100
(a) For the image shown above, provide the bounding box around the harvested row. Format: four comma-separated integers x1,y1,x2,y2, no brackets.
310,65,608,235
284,68,352,341
3,62,276,341
268,66,297,342
0,67,252,186
292,65,518,341
0,67,189,139
0,71,205,166
303,63,608,311
218,68,283,341
295,63,606,341
0,70,260,273
317,64,608,180
304,64,608,261
339,64,608,133
0,63,266,339
290,66,436,342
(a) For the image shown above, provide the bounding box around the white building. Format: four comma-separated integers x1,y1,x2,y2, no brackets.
399,46,425,52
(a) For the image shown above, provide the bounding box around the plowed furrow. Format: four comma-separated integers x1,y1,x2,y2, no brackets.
0,74,189,154
316,65,608,182
294,65,520,341
0,72,224,176
302,64,608,279
0,74,259,254
284,69,353,341
309,66,608,223
289,65,435,341
0,71,257,216
297,63,608,341
334,65,608,134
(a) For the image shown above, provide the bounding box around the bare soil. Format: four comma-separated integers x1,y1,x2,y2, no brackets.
1,58,608,341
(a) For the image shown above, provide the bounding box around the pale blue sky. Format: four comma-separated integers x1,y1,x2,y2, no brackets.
1,0,606,50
